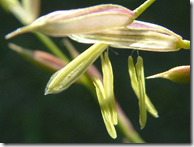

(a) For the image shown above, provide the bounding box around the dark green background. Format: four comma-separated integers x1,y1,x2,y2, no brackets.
0,0,190,143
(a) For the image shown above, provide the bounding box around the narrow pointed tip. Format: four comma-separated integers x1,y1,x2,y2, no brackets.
140,121,146,130
5,25,33,39
44,89,51,95
146,71,167,80
140,124,146,130
151,112,159,118
145,75,155,79
111,135,117,139
8,43,23,52
109,131,117,139
5,29,21,39
156,114,159,118
5,32,15,40
154,113,159,118
145,74,162,79
114,122,118,126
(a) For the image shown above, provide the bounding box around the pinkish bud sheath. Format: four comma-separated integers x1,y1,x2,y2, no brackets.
5,4,135,39
8,43,66,72
146,66,190,84
33,50,66,71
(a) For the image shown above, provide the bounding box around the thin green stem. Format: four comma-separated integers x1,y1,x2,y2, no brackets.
117,103,145,143
34,32,70,63
133,0,155,19
80,73,97,97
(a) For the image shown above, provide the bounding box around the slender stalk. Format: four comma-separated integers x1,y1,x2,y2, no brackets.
116,102,145,143
182,40,190,49
34,32,70,63
133,0,155,19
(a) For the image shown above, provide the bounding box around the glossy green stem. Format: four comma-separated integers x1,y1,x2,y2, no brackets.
34,32,70,63
182,40,190,49
133,0,155,19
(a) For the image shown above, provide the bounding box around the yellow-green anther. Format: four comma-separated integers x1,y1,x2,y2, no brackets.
128,56,158,118
135,56,147,129
69,20,190,52
104,52,118,125
45,43,108,95
101,52,117,125
144,96,158,118
137,57,145,92
92,77,117,139
146,65,190,84
5,4,136,39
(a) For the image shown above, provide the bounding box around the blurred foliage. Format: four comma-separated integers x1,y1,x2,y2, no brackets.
0,0,190,143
